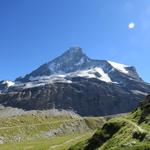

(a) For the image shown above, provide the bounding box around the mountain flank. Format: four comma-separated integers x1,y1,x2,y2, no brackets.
0,47,150,116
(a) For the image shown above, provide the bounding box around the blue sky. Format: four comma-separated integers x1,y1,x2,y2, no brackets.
0,0,150,82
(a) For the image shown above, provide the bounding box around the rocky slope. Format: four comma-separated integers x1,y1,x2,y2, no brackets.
0,106,105,147
69,94,150,150
0,47,150,116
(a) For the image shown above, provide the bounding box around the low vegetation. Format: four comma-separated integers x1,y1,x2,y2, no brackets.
69,94,150,150
0,108,105,150
1,95,150,150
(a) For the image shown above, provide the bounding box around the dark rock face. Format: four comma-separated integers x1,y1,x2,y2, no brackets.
0,77,150,116
0,81,7,91
0,47,150,116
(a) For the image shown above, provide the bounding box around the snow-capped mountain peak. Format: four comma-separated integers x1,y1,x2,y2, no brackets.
1,47,150,116
64,47,84,55
47,47,90,74
15,47,141,83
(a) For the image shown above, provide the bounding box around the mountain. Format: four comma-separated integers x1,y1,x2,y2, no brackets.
0,47,150,116
0,80,14,91
69,94,150,150
15,47,141,82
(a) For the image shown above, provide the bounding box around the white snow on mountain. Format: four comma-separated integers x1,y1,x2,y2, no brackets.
18,82,46,89
29,75,66,81
11,67,114,90
2,81,15,87
69,67,112,83
107,61,129,74
131,90,148,96
2,60,132,90
3,75,71,90
12,75,72,89
13,66,118,90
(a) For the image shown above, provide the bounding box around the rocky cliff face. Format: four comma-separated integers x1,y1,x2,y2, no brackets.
0,47,150,116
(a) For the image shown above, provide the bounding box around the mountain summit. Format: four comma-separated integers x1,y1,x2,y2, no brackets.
16,47,90,82
0,47,150,116
16,47,141,83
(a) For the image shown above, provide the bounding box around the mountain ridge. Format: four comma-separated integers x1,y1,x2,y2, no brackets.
15,47,142,83
0,47,150,116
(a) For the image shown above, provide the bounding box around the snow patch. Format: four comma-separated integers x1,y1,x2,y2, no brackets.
17,75,73,89
23,82,46,89
69,67,113,83
107,61,129,74
2,81,15,87
13,65,121,90
131,90,148,96
93,67,112,83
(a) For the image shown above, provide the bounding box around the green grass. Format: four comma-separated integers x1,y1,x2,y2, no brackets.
69,115,150,150
0,113,105,150
83,117,105,130
70,95,150,150
0,114,74,127
0,114,78,143
0,132,94,150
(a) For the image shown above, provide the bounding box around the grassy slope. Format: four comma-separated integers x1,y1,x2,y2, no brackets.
69,95,150,150
0,113,105,150
0,132,94,150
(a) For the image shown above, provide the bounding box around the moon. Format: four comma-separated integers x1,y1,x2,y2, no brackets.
128,22,135,29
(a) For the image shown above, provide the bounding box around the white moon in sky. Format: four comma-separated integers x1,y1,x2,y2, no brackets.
128,22,135,29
